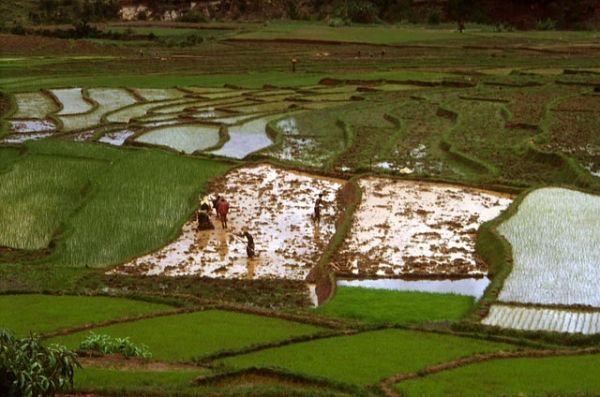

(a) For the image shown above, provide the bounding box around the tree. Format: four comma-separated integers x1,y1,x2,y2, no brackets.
0,329,80,397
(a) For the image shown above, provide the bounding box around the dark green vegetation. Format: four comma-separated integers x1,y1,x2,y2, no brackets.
2,20,600,397
313,287,475,324
395,353,600,397
0,330,79,397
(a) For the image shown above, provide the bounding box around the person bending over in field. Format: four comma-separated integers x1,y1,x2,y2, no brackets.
313,193,324,223
216,197,230,229
243,230,255,259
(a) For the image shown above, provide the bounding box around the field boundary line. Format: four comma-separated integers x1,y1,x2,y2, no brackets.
38,306,213,340
140,290,350,329
378,347,600,397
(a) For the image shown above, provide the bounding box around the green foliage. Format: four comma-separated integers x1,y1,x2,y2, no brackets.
0,154,106,250
313,287,474,324
536,18,557,31
0,329,80,397
79,332,152,359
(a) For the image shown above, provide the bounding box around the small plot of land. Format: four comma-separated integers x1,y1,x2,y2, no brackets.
72,368,206,397
51,309,323,361
395,353,600,397
136,124,220,154
5,140,231,269
313,286,474,325
115,164,343,280
0,154,105,249
0,294,173,336
220,329,516,386
482,305,600,334
497,188,600,307
332,177,512,277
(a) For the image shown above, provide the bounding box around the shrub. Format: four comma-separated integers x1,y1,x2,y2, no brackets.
347,0,379,23
178,10,208,23
0,329,80,397
427,9,441,25
536,18,557,30
79,332,152,359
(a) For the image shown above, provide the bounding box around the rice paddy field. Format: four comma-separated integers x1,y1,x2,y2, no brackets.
2,20,600,397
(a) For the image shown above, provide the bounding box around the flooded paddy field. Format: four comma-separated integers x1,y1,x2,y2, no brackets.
479,188,600,334
114,164,343,280
338,277,490,299
482,304,600,334
332,177,512,278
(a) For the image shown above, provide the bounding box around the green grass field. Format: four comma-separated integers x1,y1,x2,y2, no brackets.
0,294,173,336
0,154,106,249
73,368,207,397
220,329,516,385
395,353,600,397
2,140,231,268
313,287,475,324
51,310,324,361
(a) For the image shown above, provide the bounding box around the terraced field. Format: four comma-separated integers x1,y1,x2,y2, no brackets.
3,22,600,397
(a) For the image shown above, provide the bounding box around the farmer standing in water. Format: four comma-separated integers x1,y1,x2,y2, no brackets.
243,230,255,259
216,196,230,229
313,193,324,223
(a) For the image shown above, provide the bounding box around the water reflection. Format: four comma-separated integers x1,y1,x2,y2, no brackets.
337,277,490,299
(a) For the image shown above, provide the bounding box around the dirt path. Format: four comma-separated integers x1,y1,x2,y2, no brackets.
378,347,600,397
77,355,201,372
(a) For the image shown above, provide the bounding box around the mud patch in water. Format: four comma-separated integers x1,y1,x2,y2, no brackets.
332,177,512,278
9,119,55,133
113,164,344,280
99,129,135,146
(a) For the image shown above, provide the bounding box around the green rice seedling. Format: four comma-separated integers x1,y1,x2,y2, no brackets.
220,329,516,385
313,287,474,325
395,353,600,397
39,146,230,268
50,310,322,361
0,154,106,249
482,304,600,334
497,187,600,307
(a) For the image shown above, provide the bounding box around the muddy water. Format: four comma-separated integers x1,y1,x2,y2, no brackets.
332,178,512,278
9,119,55,133
99,130,135,146
114,164,344,280
337,277,490,299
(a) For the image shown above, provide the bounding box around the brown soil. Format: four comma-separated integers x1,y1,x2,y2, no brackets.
0,34,122,56
78,355,199,371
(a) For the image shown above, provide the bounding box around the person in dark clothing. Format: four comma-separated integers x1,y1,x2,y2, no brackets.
243,231,255,258
314,193,324,223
